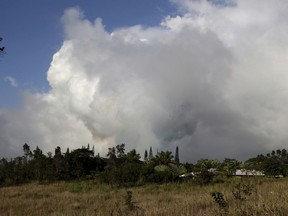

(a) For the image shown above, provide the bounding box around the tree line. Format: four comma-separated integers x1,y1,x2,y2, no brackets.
1,143,288,187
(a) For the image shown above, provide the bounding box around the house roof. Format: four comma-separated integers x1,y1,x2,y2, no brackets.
234,169,264,176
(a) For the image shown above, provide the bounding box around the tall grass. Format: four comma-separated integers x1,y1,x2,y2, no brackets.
1,178,288,215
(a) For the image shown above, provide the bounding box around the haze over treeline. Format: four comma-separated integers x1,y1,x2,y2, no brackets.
1,0,288,162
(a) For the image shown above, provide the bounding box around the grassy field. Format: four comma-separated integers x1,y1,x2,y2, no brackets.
1,178,288,215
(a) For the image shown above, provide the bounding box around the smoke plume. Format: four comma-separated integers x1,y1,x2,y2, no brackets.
1,0,288,161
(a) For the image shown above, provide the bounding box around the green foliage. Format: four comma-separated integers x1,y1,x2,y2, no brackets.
23,143,32,161
153,151,174,166
220,158,240,177
195,170,215,185
232,182,254,201
66,147,96,178
211,181,256,215
116,144,126,158
0,144,109,186
211,191,228,214
144,150,148,161
65,181,93,193
4,144,288,189
175,146,180,163
191,159,219,185
194,159,219,171
245,149,288,177
149,146,153,160
126,149,141,161
101,145,143,186
124,190,139,212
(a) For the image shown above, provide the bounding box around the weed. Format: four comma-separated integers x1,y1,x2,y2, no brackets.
232,182,256,215
232,182,254,201
2,180,288,215
125,190,139,212
66,181,92,193
113,200,123,216
211,191,228,215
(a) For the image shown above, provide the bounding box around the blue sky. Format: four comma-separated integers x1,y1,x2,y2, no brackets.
0,0,176,107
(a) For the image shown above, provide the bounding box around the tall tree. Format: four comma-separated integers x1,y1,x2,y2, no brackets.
53,146,68,180
92,145,95,156
107,147,116,160
32,146,48,181
116,144,125,158
144,150,148,161
54,146,61,157
66,148,70,155
175,146,180,163
23,143,32,162
149,146,153,160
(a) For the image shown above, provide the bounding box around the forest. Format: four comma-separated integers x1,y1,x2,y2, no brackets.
1,143,288,187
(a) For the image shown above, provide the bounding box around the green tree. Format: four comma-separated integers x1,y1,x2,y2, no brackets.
66,147,70,155
116,144,125,158
144,150,148,161
23,143,32,162
245,149,288,177
244,154,266,171
193,159,219,185
102,144,143,186
32,146,48,181
53,146,69,180
54,146,61,157
149,151,183,183
127,149,141,161
66,148,95,178
121,149,143,185
20,143,33,182
107,146,116,160
175,146,180,163
153,151,174,166
194,159,219,172
149,146,153,160
262,157,285,177
220,158,240,177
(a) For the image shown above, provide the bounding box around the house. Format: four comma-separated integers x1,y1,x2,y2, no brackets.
179,168,217,178
234,169,264,177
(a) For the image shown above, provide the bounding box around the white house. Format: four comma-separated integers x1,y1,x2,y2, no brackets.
234,169,264,177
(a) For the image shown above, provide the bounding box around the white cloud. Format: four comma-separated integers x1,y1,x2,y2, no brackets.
1,1,288,161
4,76,18,87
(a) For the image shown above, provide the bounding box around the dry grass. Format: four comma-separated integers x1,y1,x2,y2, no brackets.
1,178,288,215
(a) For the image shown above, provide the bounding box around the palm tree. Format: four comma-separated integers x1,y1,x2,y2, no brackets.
153,151,174,166
153,151,186,182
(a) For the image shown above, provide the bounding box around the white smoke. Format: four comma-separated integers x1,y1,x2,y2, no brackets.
1,1,288,161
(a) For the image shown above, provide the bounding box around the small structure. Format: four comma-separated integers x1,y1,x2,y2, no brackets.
179,172,195,178
234,169,264,177
179,169,217,178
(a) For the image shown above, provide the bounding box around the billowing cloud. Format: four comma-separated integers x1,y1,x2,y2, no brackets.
4,76,18,87
1,1,288,161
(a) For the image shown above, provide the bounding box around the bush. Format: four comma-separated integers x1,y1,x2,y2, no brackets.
195,170,215,185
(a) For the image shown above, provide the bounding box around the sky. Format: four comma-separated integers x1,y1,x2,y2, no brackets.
1,0,288,162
